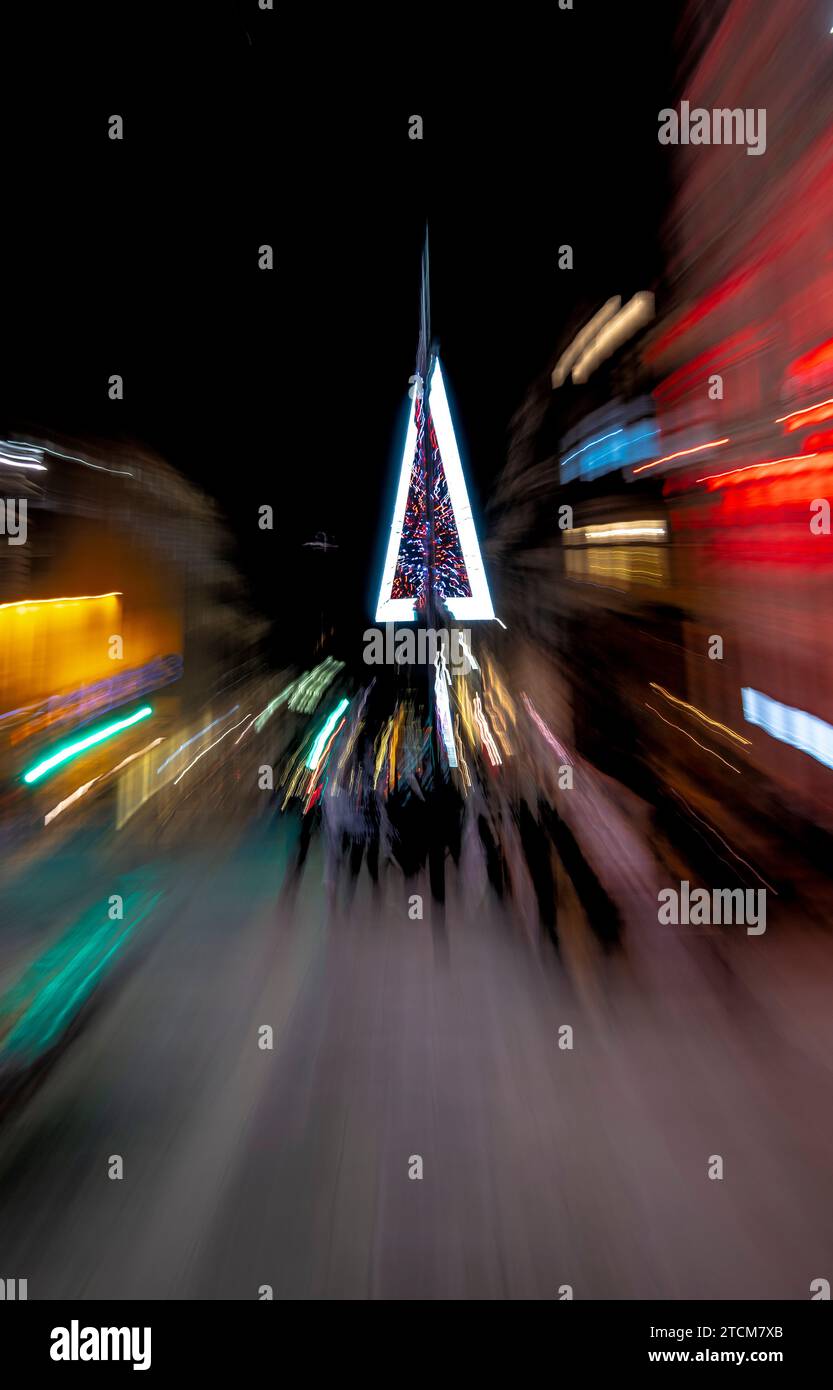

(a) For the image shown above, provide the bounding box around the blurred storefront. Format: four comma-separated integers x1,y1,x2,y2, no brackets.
0,433,266,841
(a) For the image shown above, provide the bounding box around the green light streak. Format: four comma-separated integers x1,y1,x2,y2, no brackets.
254,681,298,733
0,888,162,1064
306,697,349,770
22,705,153,785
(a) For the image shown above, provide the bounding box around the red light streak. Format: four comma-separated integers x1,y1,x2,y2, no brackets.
644,268,755,363
787,337,833,380
653,327,768,407
803,430,833,454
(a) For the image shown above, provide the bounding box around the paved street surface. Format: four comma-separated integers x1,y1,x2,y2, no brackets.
1,800,833,1301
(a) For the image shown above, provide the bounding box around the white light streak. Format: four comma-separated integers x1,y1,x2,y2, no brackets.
157,706,240,773
173,715,251,785
44,738,164,826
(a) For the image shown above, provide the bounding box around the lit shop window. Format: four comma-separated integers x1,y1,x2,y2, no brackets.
562,519,669,589
564,543,668,591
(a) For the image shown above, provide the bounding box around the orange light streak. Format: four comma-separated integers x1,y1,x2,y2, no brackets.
633,438,729,474
696,454,817,486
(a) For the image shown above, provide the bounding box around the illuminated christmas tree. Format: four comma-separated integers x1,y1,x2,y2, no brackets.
375,235,494,624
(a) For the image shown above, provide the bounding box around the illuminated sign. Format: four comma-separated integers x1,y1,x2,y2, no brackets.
571,292,655,384
7,654,182,745
552,298,621,388
559,397,658,483
742,687,833,771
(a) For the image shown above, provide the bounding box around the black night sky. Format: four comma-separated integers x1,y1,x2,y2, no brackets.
3,3,683,659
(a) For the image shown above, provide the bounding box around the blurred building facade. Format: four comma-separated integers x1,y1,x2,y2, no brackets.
490,0,833,873
639,0,833,839
0,432,266,841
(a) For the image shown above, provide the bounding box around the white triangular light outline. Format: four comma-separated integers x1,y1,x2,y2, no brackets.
375,356,494,622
